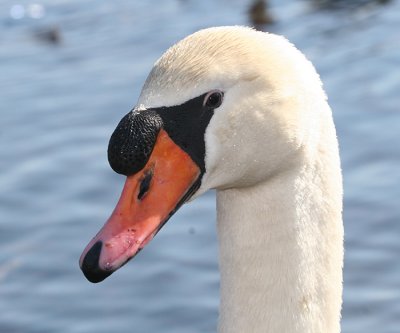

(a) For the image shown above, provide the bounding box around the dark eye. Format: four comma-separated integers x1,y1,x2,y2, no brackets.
204,91,224,109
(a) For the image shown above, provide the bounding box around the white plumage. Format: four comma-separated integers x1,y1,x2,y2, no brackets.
139,26,343,333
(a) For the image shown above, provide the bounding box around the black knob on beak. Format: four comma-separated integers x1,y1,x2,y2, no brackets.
108,110,163,176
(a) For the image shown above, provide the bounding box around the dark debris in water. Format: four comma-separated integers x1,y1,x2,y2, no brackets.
248,0,274,28
34,25,62,45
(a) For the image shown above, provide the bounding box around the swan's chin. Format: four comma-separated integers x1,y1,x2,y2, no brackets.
79,130,201,283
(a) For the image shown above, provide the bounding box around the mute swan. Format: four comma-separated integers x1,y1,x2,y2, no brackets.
80,26,343,333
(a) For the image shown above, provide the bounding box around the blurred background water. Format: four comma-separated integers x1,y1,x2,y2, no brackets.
0,0,399,332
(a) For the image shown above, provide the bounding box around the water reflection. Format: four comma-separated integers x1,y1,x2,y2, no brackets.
9,3,45,20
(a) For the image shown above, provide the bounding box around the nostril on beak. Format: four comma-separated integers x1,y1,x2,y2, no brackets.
138,168,153,200
80,241,112,283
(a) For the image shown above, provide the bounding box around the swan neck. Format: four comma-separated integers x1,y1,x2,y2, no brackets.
216,159,343,333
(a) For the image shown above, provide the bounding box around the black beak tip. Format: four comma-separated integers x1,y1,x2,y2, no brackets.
80,241,113,283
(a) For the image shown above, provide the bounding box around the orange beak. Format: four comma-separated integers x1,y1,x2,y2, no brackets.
79,129,200,282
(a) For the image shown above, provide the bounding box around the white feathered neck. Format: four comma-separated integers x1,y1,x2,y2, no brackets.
138,26,343,333
216,114,343,333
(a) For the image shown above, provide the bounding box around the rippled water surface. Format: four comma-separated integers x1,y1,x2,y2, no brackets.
1,0,399,332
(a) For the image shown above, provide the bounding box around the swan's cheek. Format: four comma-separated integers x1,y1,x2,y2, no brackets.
79,130,200,283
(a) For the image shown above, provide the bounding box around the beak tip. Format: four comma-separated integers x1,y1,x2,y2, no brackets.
82,268,112,284
80,240,113,283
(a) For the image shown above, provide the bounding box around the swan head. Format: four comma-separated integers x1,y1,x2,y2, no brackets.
80,26,327,283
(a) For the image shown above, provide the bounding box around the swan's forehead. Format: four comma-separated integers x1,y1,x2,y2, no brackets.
138,27,263,107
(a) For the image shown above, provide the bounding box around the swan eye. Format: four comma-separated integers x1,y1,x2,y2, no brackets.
204,91,224,109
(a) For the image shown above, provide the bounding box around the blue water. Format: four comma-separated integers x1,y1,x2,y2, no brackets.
1,0,399,332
